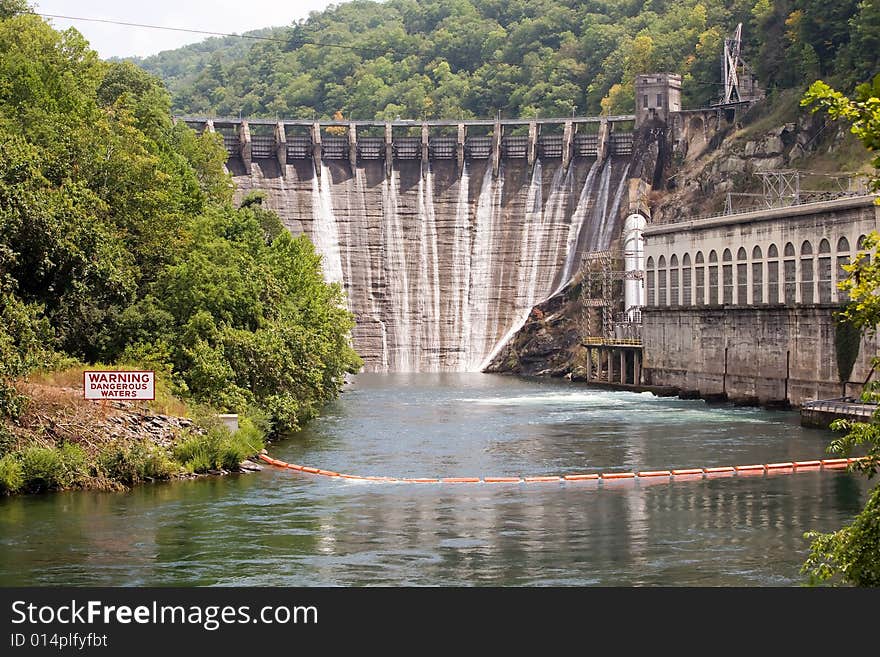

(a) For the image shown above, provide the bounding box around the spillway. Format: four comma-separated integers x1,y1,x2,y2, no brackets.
232,157,632,372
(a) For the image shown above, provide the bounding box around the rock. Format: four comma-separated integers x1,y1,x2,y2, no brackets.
760,135,784,155
718,156,747,174
752,156,785,171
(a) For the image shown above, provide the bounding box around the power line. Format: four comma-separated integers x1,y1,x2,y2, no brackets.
32,12,401,56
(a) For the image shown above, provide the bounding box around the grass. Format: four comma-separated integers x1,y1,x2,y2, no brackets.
18,443,89,493
0,454,23,494
97,441,177,485
173,417,265,474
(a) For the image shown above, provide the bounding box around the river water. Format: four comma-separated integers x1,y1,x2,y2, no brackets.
0,374,868,586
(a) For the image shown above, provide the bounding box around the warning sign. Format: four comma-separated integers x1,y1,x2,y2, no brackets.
83,371,155,400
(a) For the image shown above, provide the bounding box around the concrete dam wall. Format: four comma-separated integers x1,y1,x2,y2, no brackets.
229,155,632,372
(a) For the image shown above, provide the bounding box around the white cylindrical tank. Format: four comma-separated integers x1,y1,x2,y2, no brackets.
623,213,647,319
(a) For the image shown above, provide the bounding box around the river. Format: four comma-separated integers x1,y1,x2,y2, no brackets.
0,374,867,586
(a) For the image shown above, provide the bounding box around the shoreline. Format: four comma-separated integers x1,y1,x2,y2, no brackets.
0,381,265,497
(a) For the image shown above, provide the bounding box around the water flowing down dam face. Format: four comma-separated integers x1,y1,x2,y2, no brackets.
233,156,632,372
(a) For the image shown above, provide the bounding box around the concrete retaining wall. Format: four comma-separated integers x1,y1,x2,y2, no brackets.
642,304,877,406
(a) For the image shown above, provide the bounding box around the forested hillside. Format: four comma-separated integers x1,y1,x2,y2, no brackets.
0,1,361,447
133,0,879,121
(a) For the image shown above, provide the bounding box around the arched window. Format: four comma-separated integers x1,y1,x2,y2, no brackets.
736,247,748,304
658,255,667,306
694,251,706,305
646,256,655,306
695,252,705,305
752,245,763,304
670,254,679,306
800,240,814,304
818,239,832,303
722,248,733,304
858,234,868,250
767,243,779,303
783,242,796,304
708,250,719,305
682,253,692,305
837,237,851,303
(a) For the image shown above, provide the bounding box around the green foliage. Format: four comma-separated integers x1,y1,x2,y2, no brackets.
0,294,54,419
133,0,878,120
19,443,88,493
0,11,360,441
803,74,880,193
172,420,265,474
803,413,880,585
0,453,23,493
97,441,176,485
834,313,861,384
799,77,880,585
804,481,880,586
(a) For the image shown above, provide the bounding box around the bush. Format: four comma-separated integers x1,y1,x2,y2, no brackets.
0,423,15,456
803,485,880,586
218,418,264,470
0,453,23,494
172,431,217,473
20,446,62,492
20,443,88,492
57,443,89,488
98,441,176,485
172,418,264,473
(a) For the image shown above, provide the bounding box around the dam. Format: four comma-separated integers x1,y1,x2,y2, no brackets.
178,69,878,407
179,114,654,372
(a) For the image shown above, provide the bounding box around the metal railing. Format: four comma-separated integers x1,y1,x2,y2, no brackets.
801,398,877,419
583,337,642,347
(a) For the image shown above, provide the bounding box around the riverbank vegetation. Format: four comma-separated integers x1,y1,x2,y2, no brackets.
134,0,879,120
0,2,361,495
800,75,880,586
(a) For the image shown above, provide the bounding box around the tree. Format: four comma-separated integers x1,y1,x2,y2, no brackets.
0,10,361,435
800,76,880,586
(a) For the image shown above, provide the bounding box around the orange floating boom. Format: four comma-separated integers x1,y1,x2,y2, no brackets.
256,452,858,486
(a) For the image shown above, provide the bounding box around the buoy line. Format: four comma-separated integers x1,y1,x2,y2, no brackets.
257,454,863,484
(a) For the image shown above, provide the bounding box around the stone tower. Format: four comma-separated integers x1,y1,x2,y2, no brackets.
635,73,681,127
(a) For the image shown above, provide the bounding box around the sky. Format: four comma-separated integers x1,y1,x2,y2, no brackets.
34,1,339,59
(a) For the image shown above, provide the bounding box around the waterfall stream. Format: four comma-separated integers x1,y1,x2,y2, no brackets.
311,164,345,286
271,156,631,372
